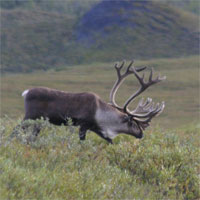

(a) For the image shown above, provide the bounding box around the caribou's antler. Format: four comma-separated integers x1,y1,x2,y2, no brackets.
110,60,166,127
109,60,146,109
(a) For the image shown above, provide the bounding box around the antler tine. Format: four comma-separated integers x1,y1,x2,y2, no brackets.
119,60,125,69
158,74,167,81
142,98,152,108
149,67,153,82
138,98,144,107
157,101,165,116
133,98,152,114
143,101,165,123
115,60,124,70
114,63,120,78
126,60,134,73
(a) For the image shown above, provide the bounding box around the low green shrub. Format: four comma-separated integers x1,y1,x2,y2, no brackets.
0,118,199,199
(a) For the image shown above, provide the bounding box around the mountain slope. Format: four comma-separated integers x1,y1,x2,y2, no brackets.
75,0,199,62
1,9,75,73
1,0,199,73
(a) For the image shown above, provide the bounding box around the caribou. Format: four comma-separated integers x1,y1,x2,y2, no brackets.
21,60,166,143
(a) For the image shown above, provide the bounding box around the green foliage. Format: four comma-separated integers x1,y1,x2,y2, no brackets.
0,118,199,199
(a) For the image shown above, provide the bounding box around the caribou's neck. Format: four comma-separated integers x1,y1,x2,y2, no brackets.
94,102,128,139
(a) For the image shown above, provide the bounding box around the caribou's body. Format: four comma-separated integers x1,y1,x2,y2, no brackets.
21,60,166,143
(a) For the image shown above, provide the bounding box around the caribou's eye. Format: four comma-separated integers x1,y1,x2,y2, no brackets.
122,115,129,123
127,119,133,126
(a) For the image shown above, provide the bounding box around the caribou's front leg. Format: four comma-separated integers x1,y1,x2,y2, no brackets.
79,126,88,140
95,130,113,144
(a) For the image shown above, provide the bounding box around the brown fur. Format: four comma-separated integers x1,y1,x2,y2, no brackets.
24,87,99,125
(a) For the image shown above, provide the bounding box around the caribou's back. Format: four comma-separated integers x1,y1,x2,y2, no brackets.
23,87,99,125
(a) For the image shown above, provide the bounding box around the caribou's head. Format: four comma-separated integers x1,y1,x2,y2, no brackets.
109,60,166,138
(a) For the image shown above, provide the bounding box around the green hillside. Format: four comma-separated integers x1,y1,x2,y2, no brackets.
1,9,75,73
0,0,99,17
1,0,198,16
75,0,199,62
164,0,200,15
1,0,199,73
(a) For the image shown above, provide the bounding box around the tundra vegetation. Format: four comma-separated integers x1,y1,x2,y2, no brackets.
0,118,199,199
1,56,199,199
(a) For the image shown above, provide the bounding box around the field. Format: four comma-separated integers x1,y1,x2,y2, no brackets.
0,56,200,199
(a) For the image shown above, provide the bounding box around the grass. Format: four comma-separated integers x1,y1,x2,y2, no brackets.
1,56,199,129
0,118,199,199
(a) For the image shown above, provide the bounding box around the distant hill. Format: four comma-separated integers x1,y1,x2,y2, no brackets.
164,0,200,16
75,0,199,62
1,9,75,73
1,0,199,73
0,0,99,17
